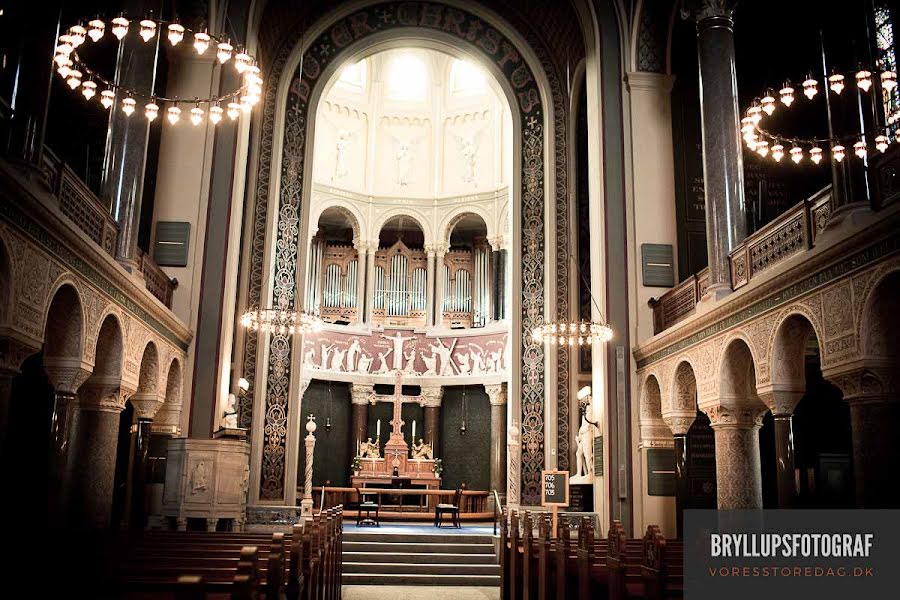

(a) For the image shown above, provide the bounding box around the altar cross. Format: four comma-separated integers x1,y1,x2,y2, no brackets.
368,371,423,440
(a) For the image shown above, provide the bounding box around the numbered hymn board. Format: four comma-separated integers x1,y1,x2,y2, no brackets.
541,469,569,507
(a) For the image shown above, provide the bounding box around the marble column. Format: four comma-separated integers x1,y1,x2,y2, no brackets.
490,248,501,322
757,389,803,509
364,243,377,324
688,1,746,298
3,2,61,166
485,383,508,507
433,246,448,327
664,415,695,539
706,404,766,509
350,384,371,454
128,394,163,529
421,386,443,455
66,381,134,528
425,247,436,327
354,242,367,324
300,416,317,518
831,368,900,507
507,421,521,507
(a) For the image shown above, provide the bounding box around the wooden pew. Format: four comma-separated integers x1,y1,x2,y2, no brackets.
642,525,683,600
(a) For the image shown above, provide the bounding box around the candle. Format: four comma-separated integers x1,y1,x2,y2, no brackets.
412,420,416,441
376,419,381,437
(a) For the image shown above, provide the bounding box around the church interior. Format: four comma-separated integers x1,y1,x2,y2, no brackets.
1,0,899,597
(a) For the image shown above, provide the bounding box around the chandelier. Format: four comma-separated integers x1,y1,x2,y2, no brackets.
53,14,261,126
240,308,324,336
531,252,613,347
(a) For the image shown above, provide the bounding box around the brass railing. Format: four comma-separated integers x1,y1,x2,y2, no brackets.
39,149,177,308
650,187,832,335
311,486,491,517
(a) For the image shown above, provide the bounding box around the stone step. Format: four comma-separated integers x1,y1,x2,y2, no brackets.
343,561,500,576
343,532,493,544
341,573,501,586
343,551,497,564
343,540,495,554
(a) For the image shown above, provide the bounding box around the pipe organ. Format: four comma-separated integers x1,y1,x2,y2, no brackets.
307,238,361,323
373,240,428,326
442,241,490,329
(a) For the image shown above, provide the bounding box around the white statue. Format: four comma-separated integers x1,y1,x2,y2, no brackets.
403,350,417,373
382,332,415,371
360,437,381,459
469,343,485,375
456,352,471,375
357,352,373,374
429,338,457,376
221,393,238,429
453,130,484,184
373,349,393,374
396,141,413,187
411,439,434,460
421,351,437,375
346,339,362,372
303,347,315,368
487,350,502,373
330,347,346,371
333,129,352,181
572,402,596,483
190,461,209,494
319,343,334,370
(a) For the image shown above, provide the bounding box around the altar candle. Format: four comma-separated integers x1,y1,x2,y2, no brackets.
412,420,416,441
376,419,381,437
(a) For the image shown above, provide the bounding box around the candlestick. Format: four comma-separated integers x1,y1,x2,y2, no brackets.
412,420,416,441
377,418,381,437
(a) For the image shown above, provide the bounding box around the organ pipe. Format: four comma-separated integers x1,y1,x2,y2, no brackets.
346,259,358,308
374,266,386,309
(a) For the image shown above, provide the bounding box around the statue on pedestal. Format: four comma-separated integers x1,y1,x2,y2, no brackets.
411,439,434,460
221,394,238,430
572,400,596,483
359,437,381,459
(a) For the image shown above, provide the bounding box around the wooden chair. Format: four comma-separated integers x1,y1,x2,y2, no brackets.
356,487,379,526
435,488,462,528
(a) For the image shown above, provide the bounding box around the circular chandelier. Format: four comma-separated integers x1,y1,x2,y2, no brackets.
741,66,898,164
53,15,261,126
532,320,613,347
240,308,324,336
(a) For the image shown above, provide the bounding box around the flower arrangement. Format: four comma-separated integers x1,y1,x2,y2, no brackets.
433,458,444,477
351,455,362,473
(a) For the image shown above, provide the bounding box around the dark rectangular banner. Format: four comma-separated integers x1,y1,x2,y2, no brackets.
685,510,899,599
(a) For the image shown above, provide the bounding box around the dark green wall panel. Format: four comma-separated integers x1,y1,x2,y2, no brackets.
440,386,490,491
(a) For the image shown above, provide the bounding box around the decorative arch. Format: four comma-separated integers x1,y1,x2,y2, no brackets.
769,309,822,390
641,373,663,421
440,207,493,246
163,357,183,406
717,336,760,402
91,313,124,381
136,341,160,396
371,209,432,246
0,235,12,327
670,359,698,414
43,282,84,363
859,266,900,358
310,199,366,242
632,0,677,74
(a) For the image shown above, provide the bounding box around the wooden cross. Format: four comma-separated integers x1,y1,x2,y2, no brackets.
367,371,423,441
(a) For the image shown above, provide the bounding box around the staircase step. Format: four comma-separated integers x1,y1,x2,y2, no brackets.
343,562,500,575
341,573,501,586
343,541,494,554
343,532,493,544
343,551,497,564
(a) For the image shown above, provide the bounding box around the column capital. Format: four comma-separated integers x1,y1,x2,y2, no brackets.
432,242,450,256
625,71,676,94
129,391,165,420
681,0,736,23
354,239,377,253
420,385,444,407
78,377,136,413
705,403,767,429
0,336,40,376
351,383,374,405
825,365,896,405
663,414,696,436
755,387,804,416
44,356,93,396
299,378,312,397
484,382,507,406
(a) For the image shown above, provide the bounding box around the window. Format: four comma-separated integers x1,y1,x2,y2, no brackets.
450,59,487,96
876,5,899,127
387,54,427,101
336,59,367,92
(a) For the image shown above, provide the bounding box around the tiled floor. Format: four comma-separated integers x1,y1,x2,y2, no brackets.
342,585,500,599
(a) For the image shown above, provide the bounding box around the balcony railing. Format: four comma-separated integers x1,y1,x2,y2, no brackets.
649,188,832,335
40,149,177,309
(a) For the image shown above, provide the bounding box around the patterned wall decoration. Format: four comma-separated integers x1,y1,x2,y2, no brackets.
242,2,550,503
637,0,672,73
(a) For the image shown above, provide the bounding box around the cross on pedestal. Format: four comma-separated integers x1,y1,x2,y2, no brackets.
389,371,405,440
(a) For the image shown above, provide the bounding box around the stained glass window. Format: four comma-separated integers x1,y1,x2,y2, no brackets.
876,4,899,128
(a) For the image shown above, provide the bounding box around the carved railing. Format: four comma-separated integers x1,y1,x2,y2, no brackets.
650,187,832,334
40,148,177,308
311,486,490,517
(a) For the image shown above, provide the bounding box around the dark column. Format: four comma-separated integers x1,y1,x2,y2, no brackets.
129,418,152,529
496,250,507,320
491,249,501,321
351,400,368,452
2,2,61,165
486,383,507,507
688,2,746,298
100,1,162,270
847,400,900,507
673,434,687,538
425,406,440,455
773,414,796,508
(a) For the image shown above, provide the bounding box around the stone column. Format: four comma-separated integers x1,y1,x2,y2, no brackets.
354,242,367,324
433,246,448,327
100,1,162,270
300,415,317,519
66,381,134,528
485,383,508,507
507,421,521,507
421,386,443,455
350,384,371,454
664,415,695,538
830,368,900,507
757,389,803,509
128,394,163,529
706,404,766,509
364,243,377,324
425,247,436,327
687,1,746,298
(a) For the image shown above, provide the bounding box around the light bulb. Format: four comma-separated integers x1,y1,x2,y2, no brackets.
832,144,845,162
111,16,130,40
190,106,204,126
771,143,784,162
829,73,845,94
55,39,73,59
790,145,803,163
227,102,241,120
217,41,233,64
741,116,755,135
240,95,253,113
139,19,157,42
854,140,867,158
57,58,73,77
167,105,181,124
780,83,794,106
100,90,115,109
856,70,872,92
66,70,82,90
122,97,136,116
167,23,185,46
881,71,897,92
209,104,223,124
761,90,776,115
193,31,210,54
87,19,105,42
803,75,818,99
81,80,97,100
876,135,889,153
746,137,759,151
234,51,252,73
810,147,823,164
144,103,159,121
756,140,769,157
748,102,762,124
68,25,87,48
